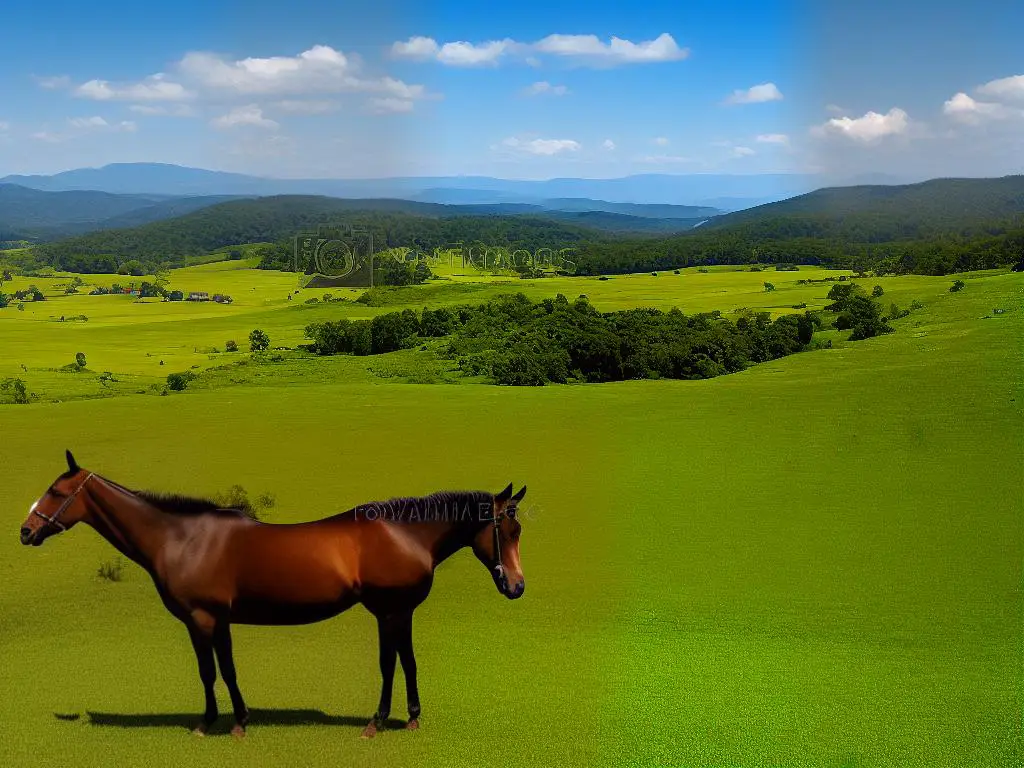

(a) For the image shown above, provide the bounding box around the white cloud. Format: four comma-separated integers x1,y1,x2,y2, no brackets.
57,45,428,119
725,83,783,105
500,136,581,156
813,108,909,142
532,33,688,65
392,32,687,68
652,136,670,146
211,105,279,130
390,36,440,60
75,74,193,102
178,46,425,100
976,74,1024,102
392,37,512,67
439,40,513,67
602,139,616,150
731,146,755,157
825,104,846,115
756,133,789,145
368,97,414,114
942,92,1014,124
523,81,568,97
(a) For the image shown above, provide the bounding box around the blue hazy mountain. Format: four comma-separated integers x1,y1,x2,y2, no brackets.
0,163,818,207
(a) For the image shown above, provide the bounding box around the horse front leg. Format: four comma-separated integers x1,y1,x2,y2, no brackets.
187,623,218,736
362,614,398,739
212,621,249,739
394,610,421,730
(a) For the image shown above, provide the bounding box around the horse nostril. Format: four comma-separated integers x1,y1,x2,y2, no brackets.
20,527,32,543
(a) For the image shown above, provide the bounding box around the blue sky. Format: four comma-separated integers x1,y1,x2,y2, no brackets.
0,0,1021,180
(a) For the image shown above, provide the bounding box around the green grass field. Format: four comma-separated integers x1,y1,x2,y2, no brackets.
0,263,1020,767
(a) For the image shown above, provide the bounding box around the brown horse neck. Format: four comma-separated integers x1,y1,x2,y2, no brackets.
420,516,492,567
81,476,178,571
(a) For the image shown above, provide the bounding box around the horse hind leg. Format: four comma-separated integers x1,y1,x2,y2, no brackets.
212,621,249,739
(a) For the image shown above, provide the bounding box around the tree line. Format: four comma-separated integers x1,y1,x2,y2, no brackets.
303,292,867,386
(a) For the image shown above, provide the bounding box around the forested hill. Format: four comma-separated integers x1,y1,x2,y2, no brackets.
31,196,610,272
20,179,1024,277
702,176,1024,241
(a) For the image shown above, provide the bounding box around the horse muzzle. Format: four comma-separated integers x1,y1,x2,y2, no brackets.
504,580,525,600
20,527,43,546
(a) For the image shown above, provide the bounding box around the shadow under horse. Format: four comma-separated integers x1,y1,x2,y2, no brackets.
21,451,527,739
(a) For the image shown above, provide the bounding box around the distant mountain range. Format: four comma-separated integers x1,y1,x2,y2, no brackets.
0,182,715,241
0,163,819,209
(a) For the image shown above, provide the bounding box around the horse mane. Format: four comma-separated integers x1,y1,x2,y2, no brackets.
132,489,257,520
350,490,495,524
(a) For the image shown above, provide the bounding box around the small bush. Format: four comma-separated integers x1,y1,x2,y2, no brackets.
75,352,87,368
950,280,966,293
225,340,238,352
872,285,885,297
97,558,125,582
1,378,29,404
697,268,709,273
910,299,924,310
763,282,776,292
166,372,195,391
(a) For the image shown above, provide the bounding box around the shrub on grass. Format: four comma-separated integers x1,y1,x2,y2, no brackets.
97,558,125,582
225,340,238,352
166,372,195,391
950,280,966,293
1,378,29,404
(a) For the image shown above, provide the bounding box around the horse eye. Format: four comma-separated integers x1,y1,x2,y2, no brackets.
507,508,516,519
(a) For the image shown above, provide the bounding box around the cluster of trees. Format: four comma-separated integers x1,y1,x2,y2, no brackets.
304,293,827,386
824,284,894,341
0,284,45,307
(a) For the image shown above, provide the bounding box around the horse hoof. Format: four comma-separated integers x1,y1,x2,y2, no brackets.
231,725,246,740
192,726,207,738
361,722,378,739
405,718,420,731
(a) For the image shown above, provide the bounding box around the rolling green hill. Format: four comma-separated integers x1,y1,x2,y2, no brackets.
703,175,1024,240
29,196,611,272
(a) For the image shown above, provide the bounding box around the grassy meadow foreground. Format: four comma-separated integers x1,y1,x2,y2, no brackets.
0,262,1021,766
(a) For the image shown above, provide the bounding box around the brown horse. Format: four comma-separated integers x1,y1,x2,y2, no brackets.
19,451,527,739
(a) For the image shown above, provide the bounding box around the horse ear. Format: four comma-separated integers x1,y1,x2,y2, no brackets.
512,486,527,502
66,449,79,473
495,483,514,503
